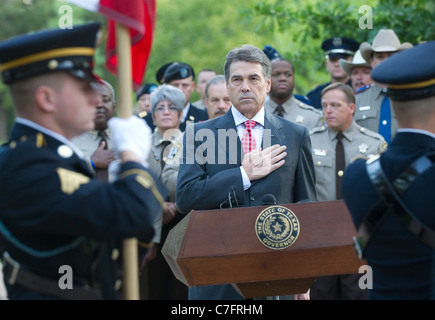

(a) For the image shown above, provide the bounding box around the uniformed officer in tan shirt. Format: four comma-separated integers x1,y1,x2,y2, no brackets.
264,58,324,130
141,84,188,300
309,82,386,300
354,29,413,144
72,79,117,180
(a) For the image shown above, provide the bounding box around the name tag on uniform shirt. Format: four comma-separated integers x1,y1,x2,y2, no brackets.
359,106,370,111
313,148,327,156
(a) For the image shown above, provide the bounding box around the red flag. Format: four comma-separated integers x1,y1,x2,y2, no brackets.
100,0,156,90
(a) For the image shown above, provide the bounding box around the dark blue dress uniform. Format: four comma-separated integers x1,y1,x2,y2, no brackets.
307,37,359,109
0,23,167,300
342,41,435,299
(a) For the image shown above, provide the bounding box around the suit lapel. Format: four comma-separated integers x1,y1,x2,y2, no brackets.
263,112,283,148
214,111,243,165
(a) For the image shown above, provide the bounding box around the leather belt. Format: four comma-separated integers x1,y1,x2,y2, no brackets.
2,251,102,300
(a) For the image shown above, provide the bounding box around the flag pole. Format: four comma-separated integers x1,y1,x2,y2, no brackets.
115,22,140,300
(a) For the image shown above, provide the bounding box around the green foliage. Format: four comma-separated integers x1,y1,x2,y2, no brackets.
243,0,435,93
144,0,276,101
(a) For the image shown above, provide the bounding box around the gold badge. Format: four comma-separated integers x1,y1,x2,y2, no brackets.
138,111,148,118
255,205,300,250
58,145,73,158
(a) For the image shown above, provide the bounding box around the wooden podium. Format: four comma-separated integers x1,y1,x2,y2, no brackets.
162,200,364,298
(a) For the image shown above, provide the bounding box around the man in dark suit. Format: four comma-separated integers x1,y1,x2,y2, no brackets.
176,44,317,300
343,41,435,299
0,23,166,300
140,62,208,132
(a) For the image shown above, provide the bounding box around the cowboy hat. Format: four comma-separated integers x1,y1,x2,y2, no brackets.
360,29,413,64
339,50,372,76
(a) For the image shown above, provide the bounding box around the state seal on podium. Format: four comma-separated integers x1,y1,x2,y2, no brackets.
255,205,300,250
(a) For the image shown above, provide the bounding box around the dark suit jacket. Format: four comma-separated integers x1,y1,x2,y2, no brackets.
343,132,435,299
176,108,317,299
179,103,209,132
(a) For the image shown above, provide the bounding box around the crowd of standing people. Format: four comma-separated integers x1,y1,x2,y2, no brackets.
0,20,434,301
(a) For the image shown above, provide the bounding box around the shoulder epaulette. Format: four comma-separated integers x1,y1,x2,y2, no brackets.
294,94,311,106
355,84,371,94
358,126,382,139
7,133,47,150
309,125,327,135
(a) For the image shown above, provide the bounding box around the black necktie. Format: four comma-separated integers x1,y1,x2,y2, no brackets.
275,105,285,117
98,130,108,150
335,132,345,199
95,130,109,181
160,140,172,170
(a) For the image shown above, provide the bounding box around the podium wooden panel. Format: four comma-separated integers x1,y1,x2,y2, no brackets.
162,200,364,298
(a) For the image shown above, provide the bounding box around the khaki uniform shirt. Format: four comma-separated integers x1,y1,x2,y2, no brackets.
354,83,398,139
72,129,113,173
309,120,387,201
147,130,183,244
147,130,183,201
264,96,324,130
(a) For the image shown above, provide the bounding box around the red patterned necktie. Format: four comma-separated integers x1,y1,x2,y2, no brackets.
241,120,257,153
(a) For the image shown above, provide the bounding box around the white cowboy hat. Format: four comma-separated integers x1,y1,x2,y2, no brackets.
339,50,372,76
360,29,413,64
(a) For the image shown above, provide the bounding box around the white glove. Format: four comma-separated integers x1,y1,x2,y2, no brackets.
108,116,151,166
108,159,121,183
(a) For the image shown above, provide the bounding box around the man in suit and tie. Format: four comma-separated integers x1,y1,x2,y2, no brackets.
176,44,317,300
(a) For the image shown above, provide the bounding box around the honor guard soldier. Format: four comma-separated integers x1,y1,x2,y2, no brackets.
343,41,435,299
354,29,413,144
0,23,166,300
309,82,386,300
307,37,359,109
265,57,324,130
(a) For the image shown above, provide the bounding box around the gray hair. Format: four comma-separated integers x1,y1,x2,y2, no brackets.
151,84,185,114
224,44,272,83
205,74,226,99
92,79,116,102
